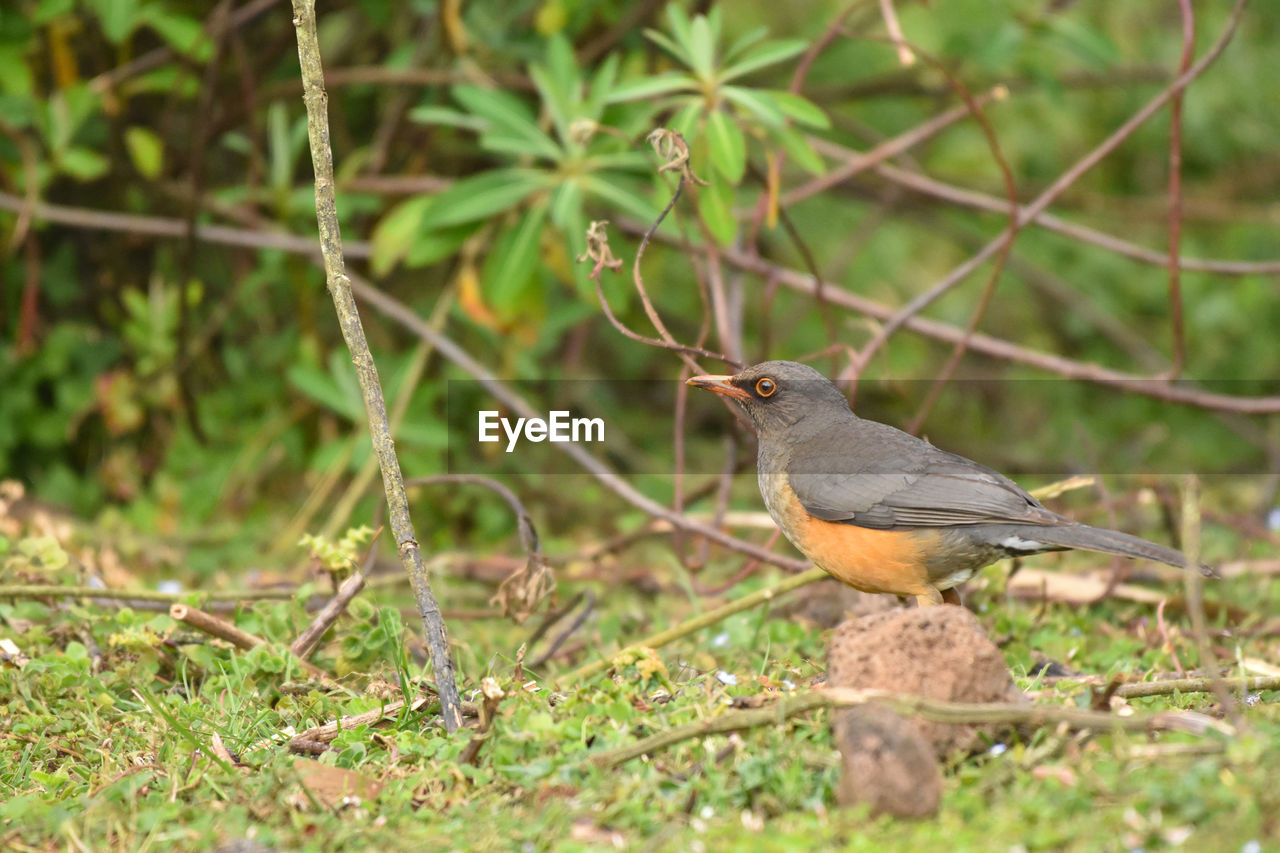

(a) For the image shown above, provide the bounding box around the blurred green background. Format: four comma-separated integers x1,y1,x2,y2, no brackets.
0,0,1276,575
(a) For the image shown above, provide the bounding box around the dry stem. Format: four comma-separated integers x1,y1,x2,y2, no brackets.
289,0,461,731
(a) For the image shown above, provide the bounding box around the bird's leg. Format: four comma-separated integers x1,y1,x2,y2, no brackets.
916,589,944,607
941,587,963,607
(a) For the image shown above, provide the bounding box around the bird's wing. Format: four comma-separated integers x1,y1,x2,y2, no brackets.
785,420,1066,530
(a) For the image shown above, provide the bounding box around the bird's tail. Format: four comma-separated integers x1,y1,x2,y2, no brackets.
1025,523,1217,578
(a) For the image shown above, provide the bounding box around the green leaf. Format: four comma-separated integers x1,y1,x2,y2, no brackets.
370,196,433,275
57,147,109,181
288,361,361,421
140,5,208,57
719,39,808,82
530,68,571,147
605,73,696,104
764,90,830,128
453,86,561,161
33,0,74,25
585,150,651,173
475,133,565,161
768,125,825,175
416,169,545,231
123,127,164,179
667,99,703,140
663,5,695,64
584,53,619,120
408,105,486,132
535,35,582,142
642,28,688,66
266,101,292,192
722,26,768,65
543,31,581,98
698,172,737,245
705,110,746,183
548,179,583,230
405,224,476,269
721,85,785,127
579,174,660,224
93,0,140,44
687,14,715,79
481,205,549,321
1047,17,1120,69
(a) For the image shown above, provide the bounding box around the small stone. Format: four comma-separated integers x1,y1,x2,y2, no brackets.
834,705,941,818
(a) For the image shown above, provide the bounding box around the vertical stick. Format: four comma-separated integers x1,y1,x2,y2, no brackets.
289,0,462,731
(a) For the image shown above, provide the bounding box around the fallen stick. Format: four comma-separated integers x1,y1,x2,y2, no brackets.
589,687,1234,769
290,571,366,659
170,603,334,683
1115,675,1280,699
0,584,294,603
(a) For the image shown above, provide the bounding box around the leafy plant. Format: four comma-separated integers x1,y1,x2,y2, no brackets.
610,5,830,242
375,37,659,336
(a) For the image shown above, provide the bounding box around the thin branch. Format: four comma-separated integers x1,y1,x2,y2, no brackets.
779,93,1003,209
813,155,1280,276
854,0,1247,372
290,570,367,660
1165,0,1196,377
584,217,732,367
588,686,1233,769
287,695,434,753
878,0,915,66
624,226,1280,414
0,584,295,603
10,191,1277,410
170,603,334,683
1115,675,1280,699
406,474,554,621
884,47,1018,432
1181,476,1242,726
9,159,1277,277
290,0,461,731
557,567,827,686
0,192,372,258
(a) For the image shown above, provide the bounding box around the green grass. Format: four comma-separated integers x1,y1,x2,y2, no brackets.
2,547,1278,852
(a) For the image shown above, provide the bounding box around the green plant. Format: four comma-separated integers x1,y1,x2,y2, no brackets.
374,36,659,337
612,5,830,241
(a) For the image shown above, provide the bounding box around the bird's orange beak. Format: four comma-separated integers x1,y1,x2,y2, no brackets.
686,374,750,401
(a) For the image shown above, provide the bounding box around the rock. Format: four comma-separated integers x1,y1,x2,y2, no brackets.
834,704,941,818
827,606,1025,758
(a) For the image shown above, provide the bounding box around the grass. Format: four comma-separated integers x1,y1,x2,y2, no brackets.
2,528,1278,852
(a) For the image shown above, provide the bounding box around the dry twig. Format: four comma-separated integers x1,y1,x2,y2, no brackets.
170,603,334,683
289,0,461,731
588,686,1234,769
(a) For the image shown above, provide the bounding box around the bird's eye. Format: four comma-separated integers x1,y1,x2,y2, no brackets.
755,377,776,397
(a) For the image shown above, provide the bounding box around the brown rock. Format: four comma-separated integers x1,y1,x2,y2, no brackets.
827,606,1025,758
834,705,941,818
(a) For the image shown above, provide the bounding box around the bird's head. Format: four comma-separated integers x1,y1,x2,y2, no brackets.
687,360,852,434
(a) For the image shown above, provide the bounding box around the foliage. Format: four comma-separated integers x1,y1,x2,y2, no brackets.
3,519,1280,850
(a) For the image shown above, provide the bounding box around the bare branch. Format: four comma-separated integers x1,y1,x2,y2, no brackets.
290,0,461,731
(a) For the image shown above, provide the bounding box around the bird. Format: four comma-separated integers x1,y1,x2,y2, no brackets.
687,360,1213,606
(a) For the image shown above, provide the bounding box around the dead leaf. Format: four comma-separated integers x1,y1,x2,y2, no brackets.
293,759,382,809
1007,568,1163,606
